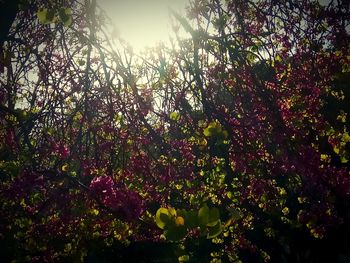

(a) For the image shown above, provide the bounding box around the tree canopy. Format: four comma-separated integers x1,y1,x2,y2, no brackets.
1,0,350,262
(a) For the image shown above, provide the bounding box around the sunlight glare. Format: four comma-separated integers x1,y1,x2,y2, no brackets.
101,0,188,52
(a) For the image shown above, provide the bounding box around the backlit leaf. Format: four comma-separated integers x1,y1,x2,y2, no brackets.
58,8,73,27
198,204,210,226
156,208,170,229
37,8,48,24
207,207,220,227
207,220,222,239
170,111,180,121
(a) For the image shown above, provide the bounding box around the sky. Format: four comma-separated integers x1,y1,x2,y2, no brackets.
98,0,334,52
99,0,189,51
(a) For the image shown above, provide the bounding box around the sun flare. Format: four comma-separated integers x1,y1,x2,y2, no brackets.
101,0,188,52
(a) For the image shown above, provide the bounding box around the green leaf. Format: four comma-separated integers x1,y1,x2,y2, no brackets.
37,8,55,24
203,121,228,140
58,7,73,27
164,225,187,241
177,209,187,218
184,210,198,228
46,9,55,23
203,123,216,137
198,205,220,227
333,145,340,154
207,207,220,227
198,204,210,226
207,220,222,239
37,8,48,24
77,59,85,66
343,132,350,142
160,213,170,222
228,208,241,220
170,111,180,121
341,156,348,164
63,16,72,27
156,208,170,229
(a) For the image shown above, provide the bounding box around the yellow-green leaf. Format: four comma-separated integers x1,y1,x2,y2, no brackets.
207,220,222,239
198,204,210,226
58,7,73,27
170,111,180,121
341,156,348,164
37,8,48,24
207,207,220,227
156,208,170,229
37,8,55,24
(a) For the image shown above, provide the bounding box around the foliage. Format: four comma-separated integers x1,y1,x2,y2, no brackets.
0,0,350,262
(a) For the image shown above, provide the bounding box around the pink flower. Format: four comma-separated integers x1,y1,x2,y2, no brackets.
89,176,143,220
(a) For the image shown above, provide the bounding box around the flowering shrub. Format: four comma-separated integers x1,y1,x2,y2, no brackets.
0,0,350,262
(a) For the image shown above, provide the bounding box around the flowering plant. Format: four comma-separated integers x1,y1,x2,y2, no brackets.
0,0,349,262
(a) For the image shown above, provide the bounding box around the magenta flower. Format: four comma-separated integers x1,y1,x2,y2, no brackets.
89,176,143,220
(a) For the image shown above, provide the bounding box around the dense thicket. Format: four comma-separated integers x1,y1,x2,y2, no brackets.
1,0,349,262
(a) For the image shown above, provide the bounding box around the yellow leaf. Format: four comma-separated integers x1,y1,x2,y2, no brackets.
62,164,69,172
